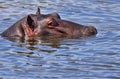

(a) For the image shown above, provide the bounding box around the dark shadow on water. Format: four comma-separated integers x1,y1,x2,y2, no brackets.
4,36,63,46
2,35,96,54
2,36,66,54
4,35,96,45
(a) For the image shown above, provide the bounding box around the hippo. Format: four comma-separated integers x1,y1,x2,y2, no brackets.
1,8,97,39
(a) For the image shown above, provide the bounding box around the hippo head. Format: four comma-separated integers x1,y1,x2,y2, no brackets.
1,7,97,44
24,8,97,38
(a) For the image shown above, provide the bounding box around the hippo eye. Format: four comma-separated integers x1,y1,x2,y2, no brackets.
48,21,53,25
51,21,58,26
47,19,58,26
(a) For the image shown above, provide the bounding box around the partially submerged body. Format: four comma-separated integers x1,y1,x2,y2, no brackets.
1,8,97,40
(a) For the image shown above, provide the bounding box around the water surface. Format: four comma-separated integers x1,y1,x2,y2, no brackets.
0,0,120,79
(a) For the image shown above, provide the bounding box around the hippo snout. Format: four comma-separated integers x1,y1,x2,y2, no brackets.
82,26,97,36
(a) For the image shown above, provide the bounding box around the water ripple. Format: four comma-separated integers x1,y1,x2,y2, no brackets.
0,0,120,79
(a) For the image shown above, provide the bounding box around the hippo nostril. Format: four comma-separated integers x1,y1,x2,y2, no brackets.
83,26,97,36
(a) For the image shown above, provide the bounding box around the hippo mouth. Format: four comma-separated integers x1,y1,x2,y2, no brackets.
54,27,67,34
56,29,66,34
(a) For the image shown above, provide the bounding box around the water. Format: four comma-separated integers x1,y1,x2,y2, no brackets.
0,0,120,79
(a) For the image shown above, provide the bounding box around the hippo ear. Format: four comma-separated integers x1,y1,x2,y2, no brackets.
27,15,36,32
36,7,41,16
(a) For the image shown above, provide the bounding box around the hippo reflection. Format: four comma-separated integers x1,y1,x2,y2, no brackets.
1,8,97,40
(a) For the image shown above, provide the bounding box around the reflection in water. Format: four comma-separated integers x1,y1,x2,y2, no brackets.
4,36,64,47
3,36,67,57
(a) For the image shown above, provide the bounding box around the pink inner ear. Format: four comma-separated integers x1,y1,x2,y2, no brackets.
26,25,34,36
25,24,38,36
